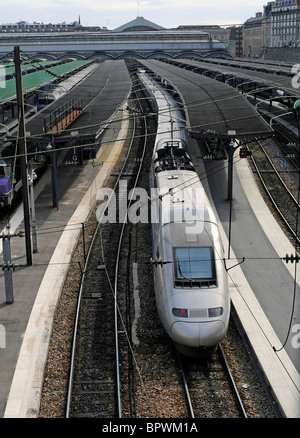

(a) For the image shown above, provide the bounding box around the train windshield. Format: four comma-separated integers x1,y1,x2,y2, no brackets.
174,247,215,281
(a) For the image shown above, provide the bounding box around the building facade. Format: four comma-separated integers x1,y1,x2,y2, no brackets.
243,3,273,58
0,19,84,32
271,0,300,47
228,26,243,57
3,7,299,61
243,12,264,57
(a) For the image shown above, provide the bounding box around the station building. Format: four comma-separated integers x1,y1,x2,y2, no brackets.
0,16,229,61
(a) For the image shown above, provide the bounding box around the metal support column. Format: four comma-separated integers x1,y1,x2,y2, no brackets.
2,231,14,304
14,45,32,265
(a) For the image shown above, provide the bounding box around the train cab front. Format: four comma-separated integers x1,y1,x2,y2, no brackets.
157,215,230,357
171,314,227,357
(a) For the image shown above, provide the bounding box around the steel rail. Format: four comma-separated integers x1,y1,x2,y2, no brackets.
113,90,148,418
177,346,248,418
176,352,195,418
257,138,299,206
250,138,300,246
272,124,299,170
65,102,138,418
218,344,248,418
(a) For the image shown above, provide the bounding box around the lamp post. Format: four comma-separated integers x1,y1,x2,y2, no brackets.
224,131,238,201
220,131,238,260
28,165,38,253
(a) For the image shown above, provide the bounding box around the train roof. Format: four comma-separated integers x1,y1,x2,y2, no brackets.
154,169,217,228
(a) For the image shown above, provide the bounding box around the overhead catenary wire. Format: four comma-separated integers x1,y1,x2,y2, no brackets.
4,60,299,369
3,110,273,162
1,124,272,241
0,55,298,418
3,58,283,161
1,64,287,253
5,65,296,404
1,52,296,132
139,69,299,385
2,60,276,151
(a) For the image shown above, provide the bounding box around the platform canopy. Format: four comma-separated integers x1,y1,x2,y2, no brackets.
140,60,274,140
5,60,131,154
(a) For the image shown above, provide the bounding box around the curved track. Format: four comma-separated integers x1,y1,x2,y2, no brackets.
249,137,300,246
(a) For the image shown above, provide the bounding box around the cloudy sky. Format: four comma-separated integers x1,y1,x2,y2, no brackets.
0,0,268,29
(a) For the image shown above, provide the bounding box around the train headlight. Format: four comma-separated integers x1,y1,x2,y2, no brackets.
172,308,188,318
208,307,223,317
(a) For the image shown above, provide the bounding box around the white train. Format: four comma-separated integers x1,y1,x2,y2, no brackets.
139,69,230,357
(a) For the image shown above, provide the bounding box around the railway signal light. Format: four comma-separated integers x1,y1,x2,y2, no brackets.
239,148,252,158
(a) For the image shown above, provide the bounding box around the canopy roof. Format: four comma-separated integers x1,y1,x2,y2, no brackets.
113,16,165,32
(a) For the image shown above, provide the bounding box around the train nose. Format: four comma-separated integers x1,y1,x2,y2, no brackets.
171,321,226,348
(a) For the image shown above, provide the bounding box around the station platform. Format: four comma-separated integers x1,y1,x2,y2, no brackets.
190,137,300,418
0,107,129,418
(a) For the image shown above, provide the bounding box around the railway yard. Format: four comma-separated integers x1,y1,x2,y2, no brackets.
0,55,299,420
37,121,276,418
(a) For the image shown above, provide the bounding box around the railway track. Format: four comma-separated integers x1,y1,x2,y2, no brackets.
248,137,300,246
40,64,276,419
65,79,154,417
177,345,247,418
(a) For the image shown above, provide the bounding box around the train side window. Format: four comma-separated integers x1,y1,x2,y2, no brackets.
173,247,215,281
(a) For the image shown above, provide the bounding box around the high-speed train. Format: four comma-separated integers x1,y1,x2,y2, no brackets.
139,69,230,357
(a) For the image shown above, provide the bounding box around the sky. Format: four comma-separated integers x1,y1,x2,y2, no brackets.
0,0,269,29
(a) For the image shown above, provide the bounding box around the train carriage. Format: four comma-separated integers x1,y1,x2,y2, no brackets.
140,68,230,356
